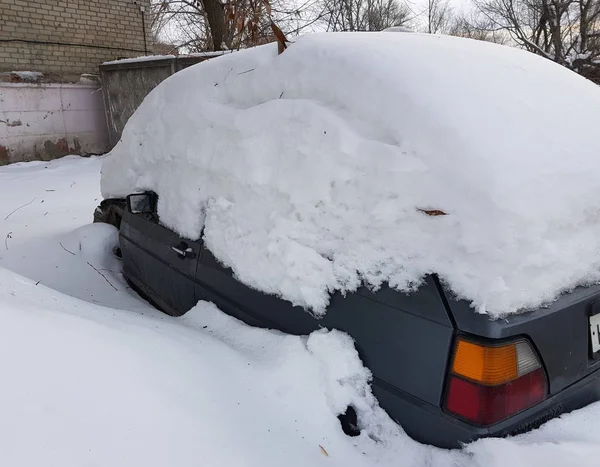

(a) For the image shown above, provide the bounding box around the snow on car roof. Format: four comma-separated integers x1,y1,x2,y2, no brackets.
101,32,600,318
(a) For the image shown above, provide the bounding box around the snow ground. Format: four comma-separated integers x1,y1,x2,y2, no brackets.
2,155,600,466
0,156,145,311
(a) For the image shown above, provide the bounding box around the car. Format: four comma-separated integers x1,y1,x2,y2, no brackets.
94,191,600,448
95,31,600,448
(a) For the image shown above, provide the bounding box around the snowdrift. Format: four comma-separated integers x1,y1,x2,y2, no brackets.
5,264,600,466
101,32,600,317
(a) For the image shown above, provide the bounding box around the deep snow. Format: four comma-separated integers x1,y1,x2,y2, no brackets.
0,156,146,311
102,32,600,317
2,156,600,466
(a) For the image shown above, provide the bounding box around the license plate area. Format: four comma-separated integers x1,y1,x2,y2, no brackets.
589,312,600,357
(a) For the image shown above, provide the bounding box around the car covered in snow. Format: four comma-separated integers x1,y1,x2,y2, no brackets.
96,32,600,448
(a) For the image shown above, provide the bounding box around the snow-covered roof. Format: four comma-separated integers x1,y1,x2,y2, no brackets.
101,32,600,318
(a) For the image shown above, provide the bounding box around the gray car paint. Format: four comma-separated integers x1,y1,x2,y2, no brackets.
447,287,600,394
113,198,600,448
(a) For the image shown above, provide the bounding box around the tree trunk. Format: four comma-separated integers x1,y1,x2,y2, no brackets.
203,0,226,50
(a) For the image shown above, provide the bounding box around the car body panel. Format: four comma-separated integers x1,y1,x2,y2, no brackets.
107,198,600,448
377,358,600,447
120,211,201,316
198,249,454,406
447,286,600,394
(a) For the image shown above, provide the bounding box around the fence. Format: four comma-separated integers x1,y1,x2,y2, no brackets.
99,53,225,148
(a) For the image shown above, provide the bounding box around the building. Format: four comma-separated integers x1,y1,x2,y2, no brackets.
0,0,153,164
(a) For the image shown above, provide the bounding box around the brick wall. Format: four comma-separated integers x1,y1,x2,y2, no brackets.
0,0,152,80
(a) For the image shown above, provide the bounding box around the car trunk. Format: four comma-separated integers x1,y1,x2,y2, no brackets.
445,283,600,395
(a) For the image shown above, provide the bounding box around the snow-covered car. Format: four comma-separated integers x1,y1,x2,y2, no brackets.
96,32,600,448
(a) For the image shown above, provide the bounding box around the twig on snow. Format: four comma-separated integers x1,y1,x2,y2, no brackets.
5,232,12,250
98,268,117,274
86,261,118,291
59,242,76,256
4,198,37,221
237,68,254,75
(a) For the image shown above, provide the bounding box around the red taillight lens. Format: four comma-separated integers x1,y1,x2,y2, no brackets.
446,368,547,425
445,338,548,425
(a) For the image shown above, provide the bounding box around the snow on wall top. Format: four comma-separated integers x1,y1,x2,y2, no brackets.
101,32,600,318
102,51,231,66
102,55,176,65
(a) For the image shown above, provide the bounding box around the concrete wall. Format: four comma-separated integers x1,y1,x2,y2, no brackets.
0,82,110,164
0,0,152,80
100,55,221,147
100,58,173,148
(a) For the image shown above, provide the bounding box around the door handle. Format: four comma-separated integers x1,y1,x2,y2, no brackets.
171,245,195,258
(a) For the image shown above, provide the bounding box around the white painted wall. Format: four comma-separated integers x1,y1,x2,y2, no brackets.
0,82,110,164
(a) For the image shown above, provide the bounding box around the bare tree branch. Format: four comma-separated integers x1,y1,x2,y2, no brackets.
465,0,600,82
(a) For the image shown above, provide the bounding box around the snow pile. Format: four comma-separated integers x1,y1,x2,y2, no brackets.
0,156,148,311
2,265,600,466
102,32,600,317
0,257,430,467
0,267,370,466
9,71,43,81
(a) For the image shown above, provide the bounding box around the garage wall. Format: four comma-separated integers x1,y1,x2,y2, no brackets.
0,82,110,164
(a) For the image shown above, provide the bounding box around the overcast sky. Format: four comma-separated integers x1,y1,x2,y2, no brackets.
157,0,476,49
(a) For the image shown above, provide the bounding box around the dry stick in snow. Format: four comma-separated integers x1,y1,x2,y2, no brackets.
4,198,37,221
5,232,12,250
86,261,118,291
57,240,117,290
59,242,76,256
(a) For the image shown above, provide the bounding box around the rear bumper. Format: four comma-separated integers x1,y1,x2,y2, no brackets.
494,365,600,439
374,366,600,449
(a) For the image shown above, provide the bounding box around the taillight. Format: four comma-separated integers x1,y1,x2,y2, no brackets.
445,337,548,425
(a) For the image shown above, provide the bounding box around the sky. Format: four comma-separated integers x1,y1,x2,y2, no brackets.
156,0,475,49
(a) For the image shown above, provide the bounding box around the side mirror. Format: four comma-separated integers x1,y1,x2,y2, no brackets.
127,192,157,214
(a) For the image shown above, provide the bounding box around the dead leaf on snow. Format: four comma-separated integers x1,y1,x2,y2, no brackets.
319,445,329,457
417,208,448,216
271,22,288,54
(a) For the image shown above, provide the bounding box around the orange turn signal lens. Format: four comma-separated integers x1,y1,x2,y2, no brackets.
452,339,518,385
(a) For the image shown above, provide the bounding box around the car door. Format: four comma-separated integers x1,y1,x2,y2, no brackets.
120,194,201,316
194,245,454,428
194,247,320,332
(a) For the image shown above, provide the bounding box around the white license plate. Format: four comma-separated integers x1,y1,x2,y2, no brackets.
590,314,600,354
